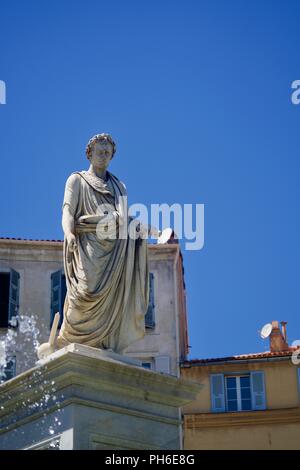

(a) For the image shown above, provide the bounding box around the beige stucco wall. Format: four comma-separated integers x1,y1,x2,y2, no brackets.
181,360,300,413
125,245,181,376
181,359,300,449
184,420,300,450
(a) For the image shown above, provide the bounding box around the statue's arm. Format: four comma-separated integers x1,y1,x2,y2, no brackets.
62,174,80,252
62,205,77,252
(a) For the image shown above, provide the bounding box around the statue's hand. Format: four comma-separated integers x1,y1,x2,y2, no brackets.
67,233,77,252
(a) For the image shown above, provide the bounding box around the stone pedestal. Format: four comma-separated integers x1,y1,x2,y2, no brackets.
0,344,201,450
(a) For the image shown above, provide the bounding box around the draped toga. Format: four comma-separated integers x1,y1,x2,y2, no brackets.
57,170,149,353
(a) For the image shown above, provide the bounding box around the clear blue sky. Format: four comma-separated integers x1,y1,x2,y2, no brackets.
1,0,300,359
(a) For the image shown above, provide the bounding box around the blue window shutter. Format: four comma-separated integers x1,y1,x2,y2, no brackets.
145,272,155,328
250,371,266,410
155,356,170,374
3,356,16,381
60,274,66,329
210,374,225,412
50,271,66,329
8,269,20,327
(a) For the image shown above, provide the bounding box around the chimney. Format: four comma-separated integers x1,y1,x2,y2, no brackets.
167,230,179,244
280,321,288,342
269,321,289,352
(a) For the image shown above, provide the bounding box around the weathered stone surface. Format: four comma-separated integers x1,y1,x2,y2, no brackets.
57,133,149,353
0,344,201,449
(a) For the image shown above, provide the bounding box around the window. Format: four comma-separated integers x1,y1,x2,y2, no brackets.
0,269,20,328
142,362,152,370
225,375,252,412
2,356,16,382
145,272,155,329
50,270,67,329
0,272,10,327
210,371,266,413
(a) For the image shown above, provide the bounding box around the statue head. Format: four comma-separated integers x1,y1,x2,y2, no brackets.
85,133,116,161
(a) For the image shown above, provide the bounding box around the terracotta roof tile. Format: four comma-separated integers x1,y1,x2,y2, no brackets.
0,237,63,243
183,347,300,365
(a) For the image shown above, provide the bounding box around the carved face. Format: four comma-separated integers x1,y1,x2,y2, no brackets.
89,141,113,169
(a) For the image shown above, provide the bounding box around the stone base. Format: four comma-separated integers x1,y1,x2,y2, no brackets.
0,344,201,450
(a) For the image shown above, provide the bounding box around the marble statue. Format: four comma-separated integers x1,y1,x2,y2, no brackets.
54,133,149,353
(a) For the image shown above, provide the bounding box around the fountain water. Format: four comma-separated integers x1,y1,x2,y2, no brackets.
0,313,65,446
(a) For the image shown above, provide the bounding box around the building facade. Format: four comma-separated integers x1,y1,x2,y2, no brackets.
0,237,189,380
181,321,300,449
2,237,300,449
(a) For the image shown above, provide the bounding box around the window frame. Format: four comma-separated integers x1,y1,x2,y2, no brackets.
50,270,66,330
0,269,20,329
210,370,266,413
145,272,155,329
225,374,252,412
0,271,11,328
2,356,16,382
141,362,153,370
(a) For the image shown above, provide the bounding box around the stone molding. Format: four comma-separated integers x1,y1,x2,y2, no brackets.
184,407,300,429
0,344,201,449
